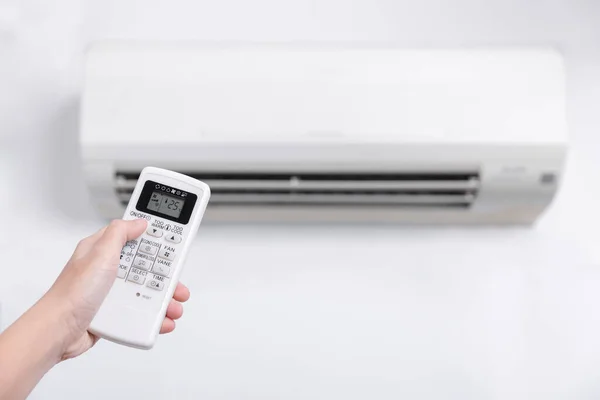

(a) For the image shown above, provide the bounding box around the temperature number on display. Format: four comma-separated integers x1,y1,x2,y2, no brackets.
147,191,185,218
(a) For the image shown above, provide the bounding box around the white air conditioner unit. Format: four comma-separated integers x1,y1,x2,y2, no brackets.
80,42,568,225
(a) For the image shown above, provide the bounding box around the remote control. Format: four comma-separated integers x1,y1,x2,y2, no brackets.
89,167,211,349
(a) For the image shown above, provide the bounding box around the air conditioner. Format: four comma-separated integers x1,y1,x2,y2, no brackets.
80,42,568,224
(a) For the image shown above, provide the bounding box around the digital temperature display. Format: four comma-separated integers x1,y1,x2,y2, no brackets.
136,180,198,224
147,192,185,218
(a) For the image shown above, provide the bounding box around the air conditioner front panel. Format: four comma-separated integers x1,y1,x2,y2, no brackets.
80,44,568,224
81,44,566,147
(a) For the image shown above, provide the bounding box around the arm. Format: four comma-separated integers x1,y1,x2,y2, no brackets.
0,219,191,399
0,294,72,399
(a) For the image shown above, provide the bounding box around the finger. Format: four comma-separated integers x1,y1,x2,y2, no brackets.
173,282,191,303
92,219,147,262
160,317,176,334
166,300,184,320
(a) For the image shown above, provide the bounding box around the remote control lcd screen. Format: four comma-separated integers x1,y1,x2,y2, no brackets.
147,191,185,218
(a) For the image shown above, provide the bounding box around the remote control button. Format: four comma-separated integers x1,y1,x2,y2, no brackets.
158,248,175,261
152,264,170,277
139,243,158,256
147,279,164,291
132,256,152,271
147,227,163,238
117,264,128,279
165,234,182,244
136,252,156,262
127,273,145,285
127,268,147,285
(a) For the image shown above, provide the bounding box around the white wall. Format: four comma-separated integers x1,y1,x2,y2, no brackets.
1,1,600,399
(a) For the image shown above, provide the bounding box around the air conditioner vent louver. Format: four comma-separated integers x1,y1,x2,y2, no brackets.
115,171,480,209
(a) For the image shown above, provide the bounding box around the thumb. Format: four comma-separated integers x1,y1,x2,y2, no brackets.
92,219,148,263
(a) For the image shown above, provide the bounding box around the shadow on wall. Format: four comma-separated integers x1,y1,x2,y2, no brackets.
39,96,101,224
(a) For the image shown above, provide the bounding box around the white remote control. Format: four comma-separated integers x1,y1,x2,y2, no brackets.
89,167,211,349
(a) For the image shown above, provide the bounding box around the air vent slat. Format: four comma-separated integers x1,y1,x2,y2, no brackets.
116,171,477,181
209,193,473,204
117,192,472,202
115,179,479,191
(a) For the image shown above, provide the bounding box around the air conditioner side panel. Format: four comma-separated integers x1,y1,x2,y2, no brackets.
473,143,567,222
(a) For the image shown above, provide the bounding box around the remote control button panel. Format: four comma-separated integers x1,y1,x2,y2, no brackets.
117,221,184,292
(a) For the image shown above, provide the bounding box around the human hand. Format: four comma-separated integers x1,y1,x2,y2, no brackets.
44,219,191,360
